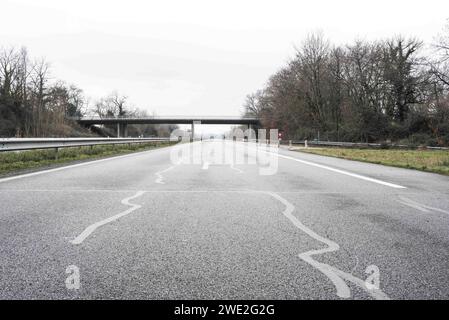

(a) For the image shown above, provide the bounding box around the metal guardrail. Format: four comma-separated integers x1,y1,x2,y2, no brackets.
284,140,449,150
0,137,171,152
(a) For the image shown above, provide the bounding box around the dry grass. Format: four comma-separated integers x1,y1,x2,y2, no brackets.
297,147,449,175
0,142,171,176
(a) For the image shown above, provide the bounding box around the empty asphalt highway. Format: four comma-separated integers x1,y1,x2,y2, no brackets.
1,140,449,299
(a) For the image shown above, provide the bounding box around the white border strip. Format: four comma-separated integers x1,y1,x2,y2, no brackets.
262,148,406,189
0,145,172,184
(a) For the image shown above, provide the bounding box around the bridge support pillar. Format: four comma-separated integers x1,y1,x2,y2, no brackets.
191,120,201,142
247,123,258,142
116,123,128,138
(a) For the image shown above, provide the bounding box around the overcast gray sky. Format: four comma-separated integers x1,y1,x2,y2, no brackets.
1,0,449,119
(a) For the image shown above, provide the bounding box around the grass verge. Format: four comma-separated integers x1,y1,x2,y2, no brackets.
0,142,172,177
295,147,449,176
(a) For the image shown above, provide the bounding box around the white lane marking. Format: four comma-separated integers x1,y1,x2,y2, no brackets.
266,191,390,300
0,146,173,184
70,191,145,245
260,148,406,189
202,161,210,170
155,165,176,184
397,196,449,215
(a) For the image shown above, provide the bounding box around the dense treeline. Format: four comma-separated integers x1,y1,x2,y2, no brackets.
0,47,87,137
0,47,175,137
244,23,449,146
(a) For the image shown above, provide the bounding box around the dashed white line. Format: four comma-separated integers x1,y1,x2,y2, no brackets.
266,191,390,300
70,191,145,245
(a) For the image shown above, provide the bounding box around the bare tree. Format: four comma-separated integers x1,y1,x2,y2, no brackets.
29,58,50,136
431,21,449,87
0,47,20,98
383,37,424,122
94,91,129,118
243,91,264,116
108,91,128,117
295,32,331,131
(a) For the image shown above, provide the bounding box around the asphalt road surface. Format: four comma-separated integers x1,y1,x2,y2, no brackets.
1,140,449,299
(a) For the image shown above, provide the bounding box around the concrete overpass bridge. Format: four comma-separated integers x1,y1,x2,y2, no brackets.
76,116,261,138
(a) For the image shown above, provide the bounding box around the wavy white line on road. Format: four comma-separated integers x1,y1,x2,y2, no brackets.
155,165,176,184
397,196,449,215
266,191,390,300
70,191,145,245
